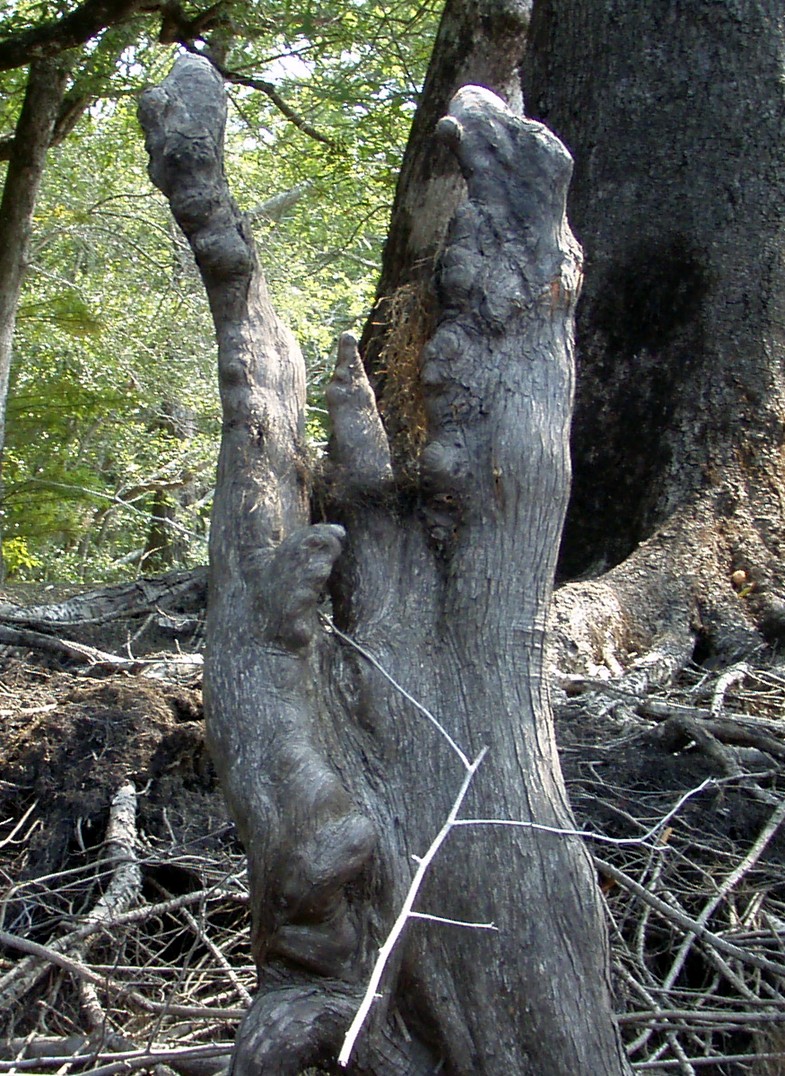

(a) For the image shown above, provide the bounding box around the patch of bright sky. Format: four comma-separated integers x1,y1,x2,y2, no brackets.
263,39,315,84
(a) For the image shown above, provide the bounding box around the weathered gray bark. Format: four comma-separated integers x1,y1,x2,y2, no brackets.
0,567,205,628
0,58,68,476
360,0,531,459
523,0,785,668
140,54,628,1075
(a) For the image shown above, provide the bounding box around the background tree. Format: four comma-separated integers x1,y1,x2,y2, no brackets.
140,53,628,1076
0,0,440,579
0,56,69,569
358,0,531,453
522,0,785,673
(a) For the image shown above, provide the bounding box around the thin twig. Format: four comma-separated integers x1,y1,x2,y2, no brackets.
323,616,471,769
451,778,716,848
407,912,498,930
593,858,785,979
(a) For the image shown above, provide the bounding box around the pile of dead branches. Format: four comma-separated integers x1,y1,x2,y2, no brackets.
1,605,784,1074
559,660,785,1074
0,780,251,1076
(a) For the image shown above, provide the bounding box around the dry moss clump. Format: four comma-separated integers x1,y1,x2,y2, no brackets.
375,281,436,467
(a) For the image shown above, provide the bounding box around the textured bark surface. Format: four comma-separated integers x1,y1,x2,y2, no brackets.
524,0,785,669
359,0,531,458
141,55,628,1075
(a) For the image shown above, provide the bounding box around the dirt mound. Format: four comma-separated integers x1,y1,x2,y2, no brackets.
0,653,248,1073
1,664,218,883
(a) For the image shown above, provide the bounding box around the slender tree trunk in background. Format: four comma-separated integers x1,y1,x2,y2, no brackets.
0,57,68,574
142,402,197,572
142,489,180,571
141,55,628,1076
360,0,531,461
523,0,785,671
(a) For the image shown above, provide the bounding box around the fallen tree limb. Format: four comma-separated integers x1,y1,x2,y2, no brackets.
0,626,140,669
0,568,206,629
631,1054,785,1071
0,626,204,680
618,1009,785,1027
0,787,229,1016
76,783,141,1028
594,856,785,980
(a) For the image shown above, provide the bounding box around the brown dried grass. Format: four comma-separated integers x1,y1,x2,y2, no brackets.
375,282,435,464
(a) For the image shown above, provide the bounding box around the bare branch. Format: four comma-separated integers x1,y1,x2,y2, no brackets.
593,857,785,979
0,0,156,72
202,50,335,146
338,749,488,1068
0,931,247,1019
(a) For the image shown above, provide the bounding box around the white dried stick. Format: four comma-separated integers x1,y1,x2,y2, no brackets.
338,748,487,1067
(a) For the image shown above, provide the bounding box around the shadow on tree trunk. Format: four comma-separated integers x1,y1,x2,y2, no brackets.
523,0,785,682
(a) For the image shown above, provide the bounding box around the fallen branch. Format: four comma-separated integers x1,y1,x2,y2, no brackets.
618,1009,785,1027
77,783,142,1028
0,626,204,680
0,626,141,669
631,1054,785,1071
594,856,785,979
0,788,242,1018
175,904,253,1006
0,885,247,1010
665,794,785,980
0,1040,232,1076
0,568,206,629
0,930,247,1019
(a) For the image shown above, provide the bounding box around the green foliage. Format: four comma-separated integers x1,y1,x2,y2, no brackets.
1,536,39,579
1,0,441,581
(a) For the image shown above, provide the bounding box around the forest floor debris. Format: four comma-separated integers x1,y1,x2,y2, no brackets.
0,602,784,1074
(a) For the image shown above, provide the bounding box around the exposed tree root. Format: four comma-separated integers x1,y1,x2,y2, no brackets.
550,494,782,685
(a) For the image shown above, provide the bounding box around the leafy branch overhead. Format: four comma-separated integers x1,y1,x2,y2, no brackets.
0,0,219,71
0,0,437,581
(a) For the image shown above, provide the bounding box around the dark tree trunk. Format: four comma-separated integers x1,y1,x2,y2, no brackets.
0,58,68,581
143,402,197,572
359,0,531,462
140,55,628,1076
142,489,181,572
0,58,68,469
0,0,153,71
523,0,785,668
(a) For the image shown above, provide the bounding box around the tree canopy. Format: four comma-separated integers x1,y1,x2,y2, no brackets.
0,0,440,579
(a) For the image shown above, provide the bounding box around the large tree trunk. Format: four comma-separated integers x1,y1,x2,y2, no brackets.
140,55,628,1076
523,0,785,671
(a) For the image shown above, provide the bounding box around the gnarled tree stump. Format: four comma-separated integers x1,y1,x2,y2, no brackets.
140,54,629,1076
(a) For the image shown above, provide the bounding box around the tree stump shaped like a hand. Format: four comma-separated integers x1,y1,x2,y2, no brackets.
140,55,629,1076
